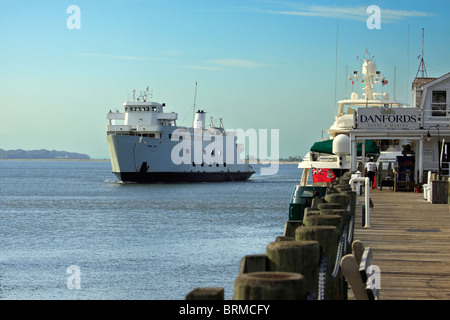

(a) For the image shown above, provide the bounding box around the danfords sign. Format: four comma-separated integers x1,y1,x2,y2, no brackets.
356,107,419,129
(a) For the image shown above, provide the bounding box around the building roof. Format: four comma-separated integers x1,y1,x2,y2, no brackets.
421,72,450,89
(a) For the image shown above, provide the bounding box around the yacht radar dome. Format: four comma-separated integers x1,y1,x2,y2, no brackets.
333,134,350,156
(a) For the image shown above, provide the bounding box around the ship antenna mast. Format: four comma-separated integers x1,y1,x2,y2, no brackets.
192,81,198,125
416,28,428,78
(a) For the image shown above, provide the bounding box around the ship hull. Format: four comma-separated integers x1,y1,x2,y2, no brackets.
107,132,254,183
114,171,254,183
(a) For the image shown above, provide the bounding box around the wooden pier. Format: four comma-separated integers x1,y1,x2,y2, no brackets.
353,189,450,300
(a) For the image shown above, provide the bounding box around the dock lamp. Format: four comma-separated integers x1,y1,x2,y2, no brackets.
426,125,441,179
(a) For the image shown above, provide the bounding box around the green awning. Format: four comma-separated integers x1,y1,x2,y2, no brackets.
310,139,379,156
310,139,334,154
356,140,379,156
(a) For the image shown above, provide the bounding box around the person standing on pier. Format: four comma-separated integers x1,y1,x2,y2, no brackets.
365,158,377,189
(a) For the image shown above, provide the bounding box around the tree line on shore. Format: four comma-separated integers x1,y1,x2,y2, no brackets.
0,149,90,160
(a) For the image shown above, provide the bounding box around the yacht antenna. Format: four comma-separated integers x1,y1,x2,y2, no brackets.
394,66,397,100
406,25,410,104
416,28,428,78
345,65,348,99
334,25,338,116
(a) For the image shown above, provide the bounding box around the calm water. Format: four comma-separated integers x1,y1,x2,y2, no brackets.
0,160,302,300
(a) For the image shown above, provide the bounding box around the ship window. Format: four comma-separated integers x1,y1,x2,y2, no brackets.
149,134,155,138
224,162,227,167
432,91,447,117
192,162,196,167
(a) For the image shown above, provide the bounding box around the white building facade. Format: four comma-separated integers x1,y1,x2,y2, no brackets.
349,72,450,183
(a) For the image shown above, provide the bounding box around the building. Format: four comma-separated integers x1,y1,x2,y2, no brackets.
349,72,450,183
415,72,450,178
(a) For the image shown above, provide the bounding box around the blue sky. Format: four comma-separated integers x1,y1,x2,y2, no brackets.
0,0,449,159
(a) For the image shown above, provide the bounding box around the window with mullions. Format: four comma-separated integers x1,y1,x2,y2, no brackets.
432,91,447,117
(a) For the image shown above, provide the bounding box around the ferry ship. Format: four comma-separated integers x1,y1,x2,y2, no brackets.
106,87,254,182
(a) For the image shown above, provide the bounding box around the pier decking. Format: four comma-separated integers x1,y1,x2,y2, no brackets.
353,189,450,300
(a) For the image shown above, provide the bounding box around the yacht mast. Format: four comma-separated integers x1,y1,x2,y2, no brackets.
416,28,428,78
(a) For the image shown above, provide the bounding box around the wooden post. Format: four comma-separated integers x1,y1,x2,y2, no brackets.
302,214,343,233
319,207,351,254
295,226,342,299
186,287,225,300
345,191,357,217
233,272,307,300
266,240,320,298
335,185,352,193
283,220,303,238
305,207,320,217
318,202,345,210
238,254,268,275
275,236,294,241
324,193,350,208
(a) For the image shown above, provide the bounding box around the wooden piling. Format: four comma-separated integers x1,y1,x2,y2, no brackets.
318,202,345,211
324,193,350,208
302,214,343,232
266,240,320,298
233,272,307,300
186,287,225,300
238,254,268,275
283,220,303,238
295,225,343,300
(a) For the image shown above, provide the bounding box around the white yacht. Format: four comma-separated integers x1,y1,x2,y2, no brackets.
106,87,254,182
298,50,408,186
